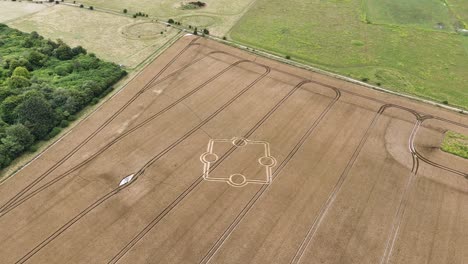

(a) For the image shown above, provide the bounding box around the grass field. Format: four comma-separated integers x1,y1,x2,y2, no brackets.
75,0,256,35
7,4,180,68
0,1,48,23
441,131,468,159
0,37,466,264
365,0,457,31
230,0,468,109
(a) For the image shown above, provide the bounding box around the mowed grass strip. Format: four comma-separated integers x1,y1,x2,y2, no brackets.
441,131,468,159
7,5,179,68
230,0,468,109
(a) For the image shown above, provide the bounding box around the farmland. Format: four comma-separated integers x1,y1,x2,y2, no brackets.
7,4,180,68
77,0,256,35
0,36,466,264
0,1,48,23
230,0,468,109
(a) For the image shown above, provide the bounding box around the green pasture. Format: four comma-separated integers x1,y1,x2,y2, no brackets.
230,0,468,108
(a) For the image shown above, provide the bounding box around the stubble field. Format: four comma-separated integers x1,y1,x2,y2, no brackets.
0,36,466,264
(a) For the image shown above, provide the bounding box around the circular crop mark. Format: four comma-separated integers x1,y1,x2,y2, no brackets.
232,138,247,147
201,153,218,163
121,22,167,40
229,174,247,187
258,156,276,167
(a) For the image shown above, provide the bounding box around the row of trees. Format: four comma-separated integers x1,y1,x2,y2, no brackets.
167,19,210,35
0,24,126,169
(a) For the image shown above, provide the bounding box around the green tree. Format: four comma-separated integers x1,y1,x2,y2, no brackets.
53,40,73,60
0,118,7,138
71,46,87,56
12,66,30,79
26,50,47,67
82,80,103,96
30,31,41,39
1,124,34,156
7,76,30,89
0,95,22,123
55,64,73,76
15,93,56,139
0,144,11,168
8,58,31,72
0,87,14,102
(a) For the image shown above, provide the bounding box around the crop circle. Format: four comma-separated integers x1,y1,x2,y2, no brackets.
201,152,218,163
232,138,247,147
258,156,276,167
229,174,247,186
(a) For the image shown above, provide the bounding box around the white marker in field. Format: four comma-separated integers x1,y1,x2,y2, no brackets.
119,174,135,187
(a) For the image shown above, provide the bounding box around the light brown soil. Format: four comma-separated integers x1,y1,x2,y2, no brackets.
0,36,466,264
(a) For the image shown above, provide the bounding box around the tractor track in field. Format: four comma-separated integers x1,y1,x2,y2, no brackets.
15,59,272,264
4,38,467,264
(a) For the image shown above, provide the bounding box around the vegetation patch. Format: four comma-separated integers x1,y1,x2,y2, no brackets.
132,11,148,18
441,131,468,159
181,1,206,10
0,24,126,169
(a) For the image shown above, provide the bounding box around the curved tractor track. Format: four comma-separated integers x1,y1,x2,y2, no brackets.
15,59,271,264
0,38,203,214
0,37,468,264
0,56,252,217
